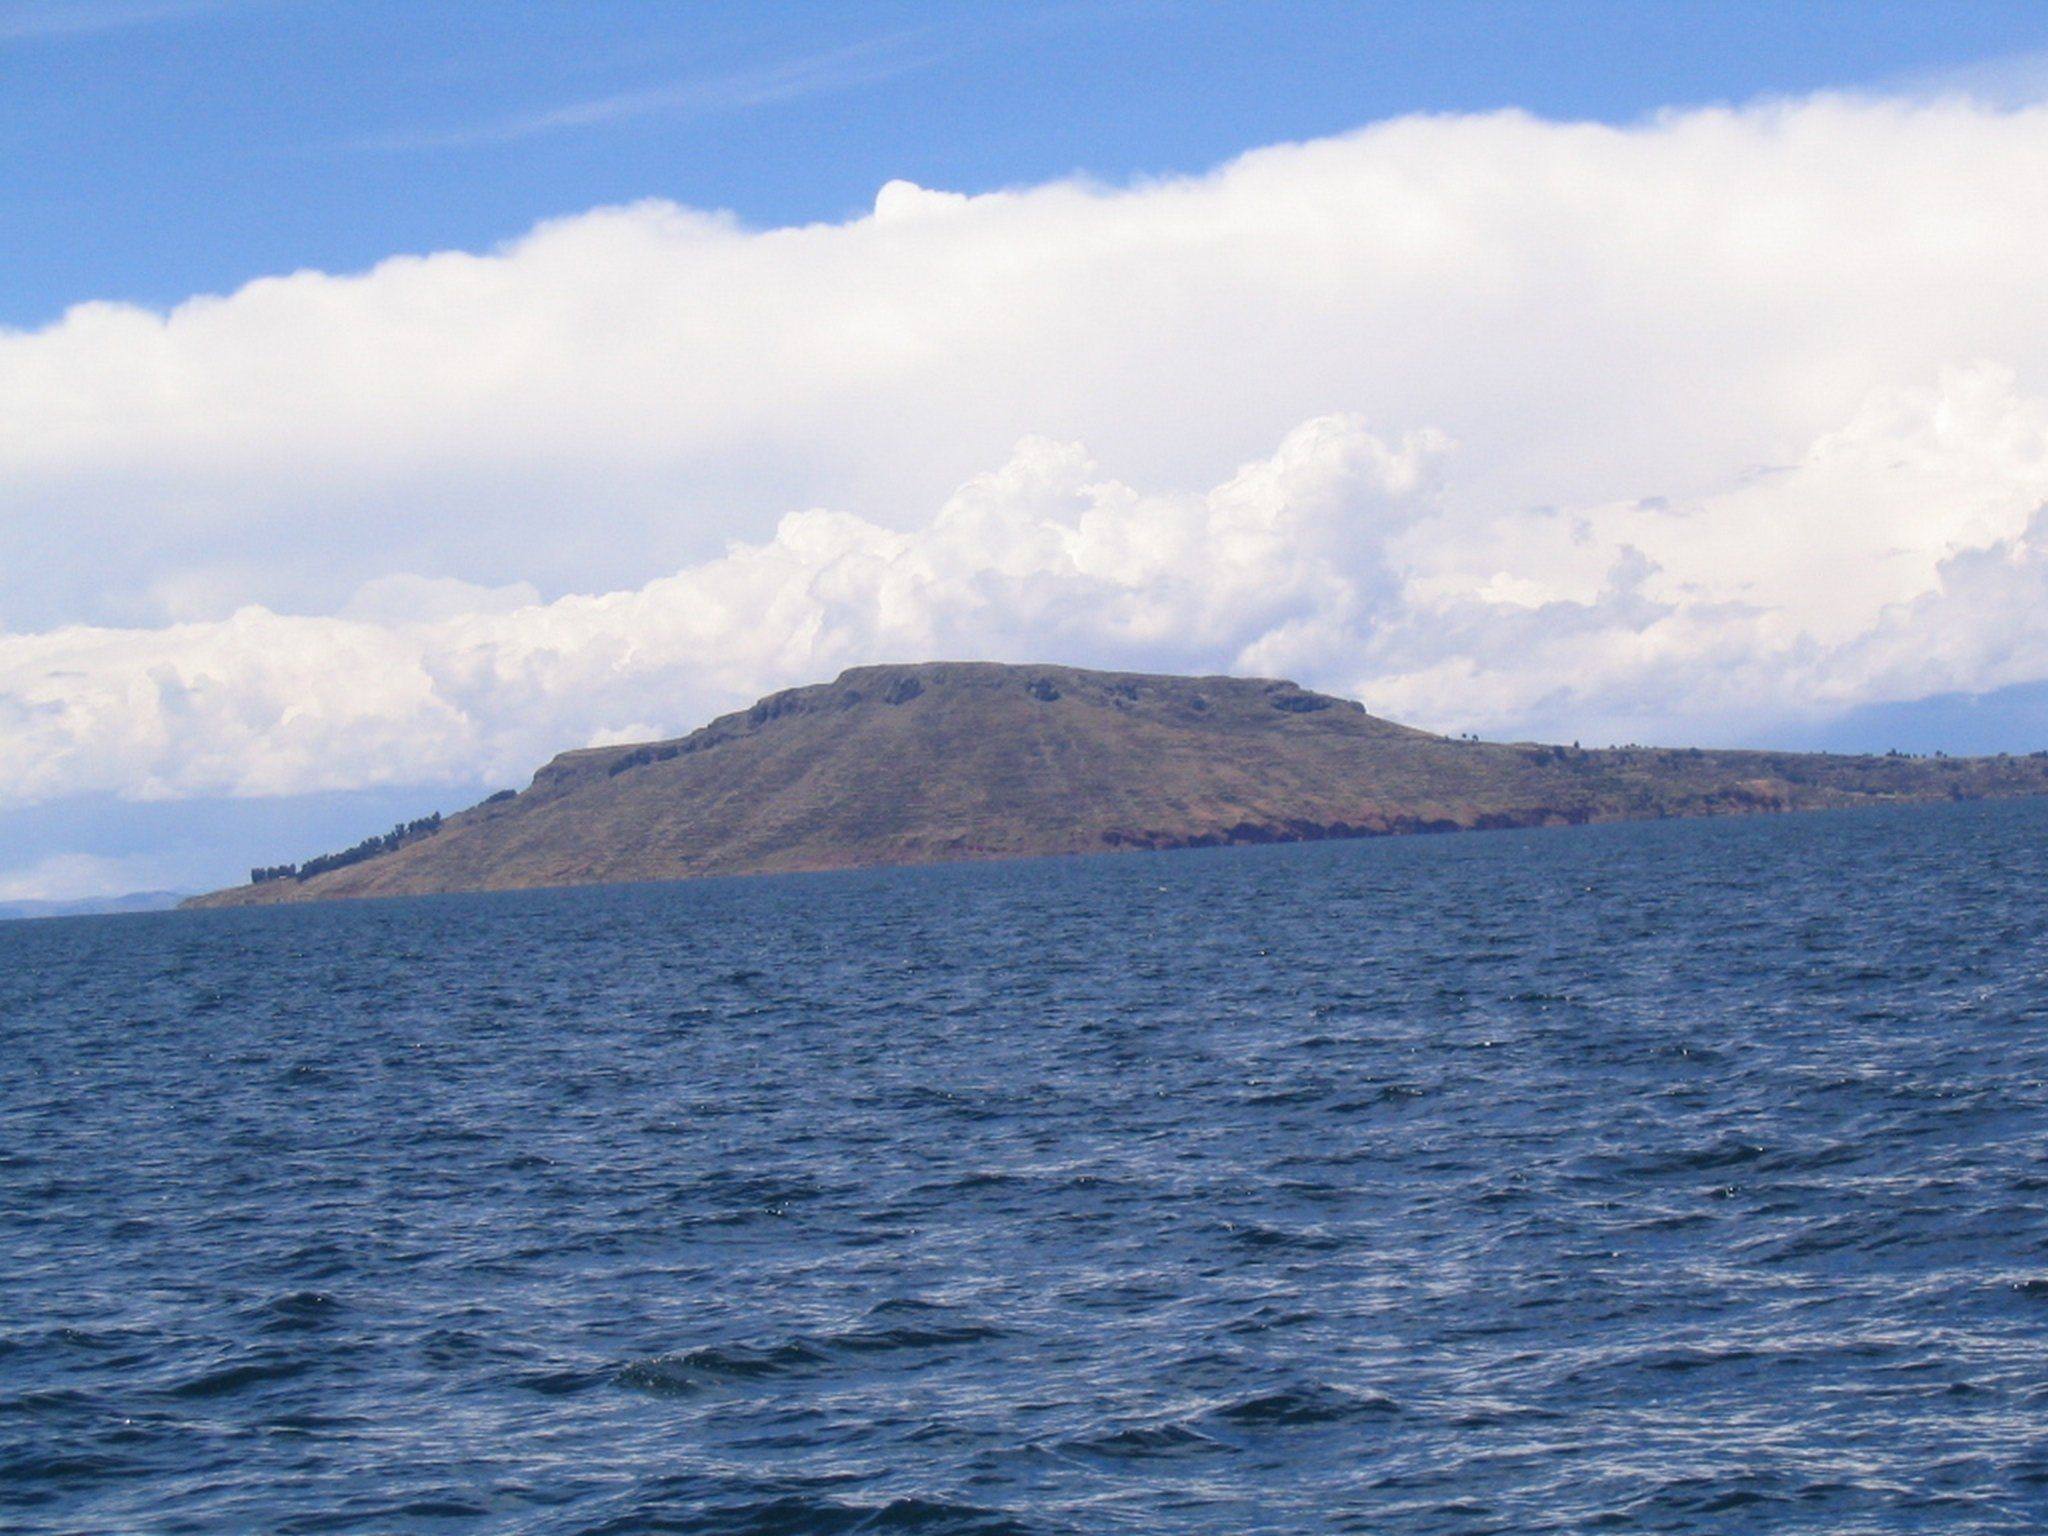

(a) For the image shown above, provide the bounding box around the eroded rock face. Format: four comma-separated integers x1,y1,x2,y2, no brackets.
188,661,2048,907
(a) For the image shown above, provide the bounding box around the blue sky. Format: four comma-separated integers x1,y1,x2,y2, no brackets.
7,0,2048,326
10,0,2048,898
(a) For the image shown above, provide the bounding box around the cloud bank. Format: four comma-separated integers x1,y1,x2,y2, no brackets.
7,92,2048,806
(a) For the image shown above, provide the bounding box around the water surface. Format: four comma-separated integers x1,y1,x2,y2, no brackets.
6,801,2048,1532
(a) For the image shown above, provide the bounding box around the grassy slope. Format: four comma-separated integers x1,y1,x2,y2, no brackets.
188,662,2048,907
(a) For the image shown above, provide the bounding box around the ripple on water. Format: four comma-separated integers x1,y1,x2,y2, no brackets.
5,799,2048,1532
1205,1383,1402,1427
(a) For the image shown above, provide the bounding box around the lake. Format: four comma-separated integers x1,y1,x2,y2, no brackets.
6,800,2048,1533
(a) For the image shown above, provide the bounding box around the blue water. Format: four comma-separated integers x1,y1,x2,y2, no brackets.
6,801,2048,1534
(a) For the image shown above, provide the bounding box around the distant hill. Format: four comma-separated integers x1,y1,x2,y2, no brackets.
1,891,187,922
186,662,2048,908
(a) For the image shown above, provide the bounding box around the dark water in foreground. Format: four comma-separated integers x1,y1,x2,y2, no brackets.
7,802,2048,1534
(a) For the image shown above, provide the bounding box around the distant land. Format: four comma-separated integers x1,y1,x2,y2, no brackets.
0,891,187,922
185,662,2048,908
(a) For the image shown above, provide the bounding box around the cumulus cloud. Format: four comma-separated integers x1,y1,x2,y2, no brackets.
7,92,2048,803
0,417,1445,804
8,372,2048,809
10,93,2048,630
1363,365,2048,740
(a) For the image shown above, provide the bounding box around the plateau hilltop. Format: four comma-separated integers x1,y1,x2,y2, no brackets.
186,662,2048,907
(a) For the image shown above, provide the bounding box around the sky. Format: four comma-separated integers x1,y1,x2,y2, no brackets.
8,0,2048,898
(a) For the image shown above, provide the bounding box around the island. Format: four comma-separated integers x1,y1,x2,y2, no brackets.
184,661,2048,907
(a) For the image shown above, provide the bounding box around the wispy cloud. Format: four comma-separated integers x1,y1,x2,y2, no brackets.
0,851,179,903
1887,47,2048,108
369,29,952,151
0,0,213,43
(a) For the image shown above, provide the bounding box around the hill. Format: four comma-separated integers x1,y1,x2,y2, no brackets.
186,662,2048,907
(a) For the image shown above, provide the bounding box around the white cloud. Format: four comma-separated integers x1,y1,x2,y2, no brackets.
341,573,542,624
1363,364,2048,739
1892,49,2048,111
0,1,209,44
7,374,2048,808
0,418,1443,804
0,851,176,902
11,93,2048,629
370,30,950,149
8,93,2048,802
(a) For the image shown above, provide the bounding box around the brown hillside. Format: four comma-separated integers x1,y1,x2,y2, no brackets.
187,662,2048,907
